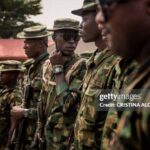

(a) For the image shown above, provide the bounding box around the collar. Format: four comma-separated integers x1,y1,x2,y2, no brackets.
86,48,111,68
33,51,49,66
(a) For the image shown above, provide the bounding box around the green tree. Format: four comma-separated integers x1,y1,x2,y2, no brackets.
0,0,42,38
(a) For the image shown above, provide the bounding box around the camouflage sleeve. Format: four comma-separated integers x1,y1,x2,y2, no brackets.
74,94,108,149
33,87,48,146
27,76,42,119
9,88,23,108
59,60,86,114
113,90,150,150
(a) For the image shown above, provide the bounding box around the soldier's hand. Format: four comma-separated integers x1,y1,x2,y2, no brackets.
10,106,25,120
50,51,65,66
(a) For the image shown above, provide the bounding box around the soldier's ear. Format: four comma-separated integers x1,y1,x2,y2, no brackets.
52,34,56,41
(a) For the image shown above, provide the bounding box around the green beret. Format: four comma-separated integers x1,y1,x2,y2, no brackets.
49,18,80,31
17,25,51,39
0,60,25,72
71,0,97,16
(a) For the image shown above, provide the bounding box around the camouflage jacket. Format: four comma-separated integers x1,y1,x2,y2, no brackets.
23,52,49,142
73,48,119,150
36,54,86,150
112,57,150,150
0,85,23,149
100,59,137,150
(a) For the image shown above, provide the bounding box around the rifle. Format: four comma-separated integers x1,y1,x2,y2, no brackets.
14,83,33,150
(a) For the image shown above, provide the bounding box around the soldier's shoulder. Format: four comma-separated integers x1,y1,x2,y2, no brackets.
23,58,34,67
79,51,93,59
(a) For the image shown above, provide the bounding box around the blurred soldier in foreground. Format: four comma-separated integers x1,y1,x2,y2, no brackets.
36,18,86,150
0,60,24,149
97,0,150,149
71,0,120,149
95,1,138,150
11,25,50,149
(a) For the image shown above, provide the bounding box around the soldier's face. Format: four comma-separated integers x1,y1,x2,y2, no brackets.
0,72,19,85
95,6,112,48
99,0,150,59
80,11,100,42
53,30,79,56
24,39,44,58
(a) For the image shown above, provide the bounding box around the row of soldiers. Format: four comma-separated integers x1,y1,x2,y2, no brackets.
0,0,149,149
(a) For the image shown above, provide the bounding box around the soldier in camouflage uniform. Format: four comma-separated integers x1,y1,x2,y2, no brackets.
95,1,138,149
71,0,120,149
35,18,86,150
11,25,50,149
97,0,150,149
0,60,24,150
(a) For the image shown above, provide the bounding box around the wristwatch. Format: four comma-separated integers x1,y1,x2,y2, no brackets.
53,65,63,75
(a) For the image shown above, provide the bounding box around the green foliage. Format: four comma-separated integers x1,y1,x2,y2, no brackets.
0,0,42,38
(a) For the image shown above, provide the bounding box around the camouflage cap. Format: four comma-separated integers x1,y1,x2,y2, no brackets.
17,25,51,39
49,18,80,31
0,60,25,72
71,0,97,16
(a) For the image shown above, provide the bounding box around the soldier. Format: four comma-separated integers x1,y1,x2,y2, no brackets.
0,60,24,150
35,18,86,150
71,0,120,149
94,1,138,149
97,0,150,149
11,25,50,149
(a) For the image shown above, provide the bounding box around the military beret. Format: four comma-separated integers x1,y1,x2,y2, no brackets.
0,60,25,72
71,0,97,16
17,25,51,39
49,18,80,31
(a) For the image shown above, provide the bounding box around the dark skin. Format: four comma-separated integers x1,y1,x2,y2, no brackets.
11,37,48,120
98,0,150,63
11,37,49,120
95,6,112,49
80,11,106,49
50,29,79,92
96,0,150,148
24,37,48,59
0,71,19,87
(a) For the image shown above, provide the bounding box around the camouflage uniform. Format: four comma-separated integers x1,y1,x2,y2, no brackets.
71,1,120,149
100,59,137,150
39,55,86,150
23,52,49,148
0,60,24,149
73,48,119,149
112,58,150,150
16,25,50,149
0,85,23,150
36,18,87,150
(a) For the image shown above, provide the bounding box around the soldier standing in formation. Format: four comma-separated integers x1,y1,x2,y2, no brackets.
0,60,24,149
10,25,50,149
0,0,149,149
96,0,150,149
95,1,138,150
35,18,86,150
71,0,120,149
